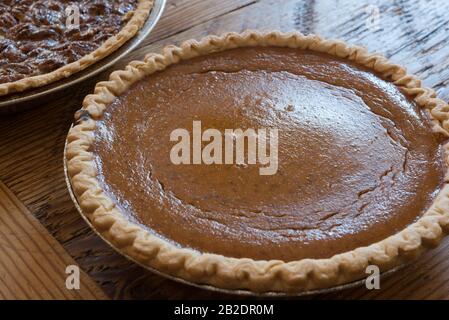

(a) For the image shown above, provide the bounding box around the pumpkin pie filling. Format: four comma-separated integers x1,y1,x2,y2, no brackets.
93,47,445,262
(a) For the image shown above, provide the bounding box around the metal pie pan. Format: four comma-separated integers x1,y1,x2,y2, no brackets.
63,133,404,297
0,0,166,114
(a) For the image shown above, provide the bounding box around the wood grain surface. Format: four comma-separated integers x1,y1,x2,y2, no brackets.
1,0,449,299
0,182,107,299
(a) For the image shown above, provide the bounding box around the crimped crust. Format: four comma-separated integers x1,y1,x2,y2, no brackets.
0,0,154,97
66,31,449,293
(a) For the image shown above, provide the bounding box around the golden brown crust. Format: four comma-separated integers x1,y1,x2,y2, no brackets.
0,0,154,97
66,30,449,293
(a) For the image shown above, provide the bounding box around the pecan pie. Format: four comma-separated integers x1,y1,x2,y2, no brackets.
0,0,154,96
66,31,449,293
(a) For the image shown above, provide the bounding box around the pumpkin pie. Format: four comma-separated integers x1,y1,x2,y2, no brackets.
66,31,449,293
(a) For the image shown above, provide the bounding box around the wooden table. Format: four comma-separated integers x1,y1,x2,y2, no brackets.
1,0,449,300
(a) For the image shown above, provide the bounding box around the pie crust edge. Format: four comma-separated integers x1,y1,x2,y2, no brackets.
0,0,155,97
66,30,449,293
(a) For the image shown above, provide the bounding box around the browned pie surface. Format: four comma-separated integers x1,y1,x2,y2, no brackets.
0,0,138,84
94,47,444,262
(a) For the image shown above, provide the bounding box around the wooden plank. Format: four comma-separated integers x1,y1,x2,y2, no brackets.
140,0,259,46
0,182,107,300
0,0,448,299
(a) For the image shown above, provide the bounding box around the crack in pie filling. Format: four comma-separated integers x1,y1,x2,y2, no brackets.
94,47,444,262
67,32,449,292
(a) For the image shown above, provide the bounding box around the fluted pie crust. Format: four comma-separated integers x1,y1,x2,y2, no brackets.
0,0,154,97
66,31,449,293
